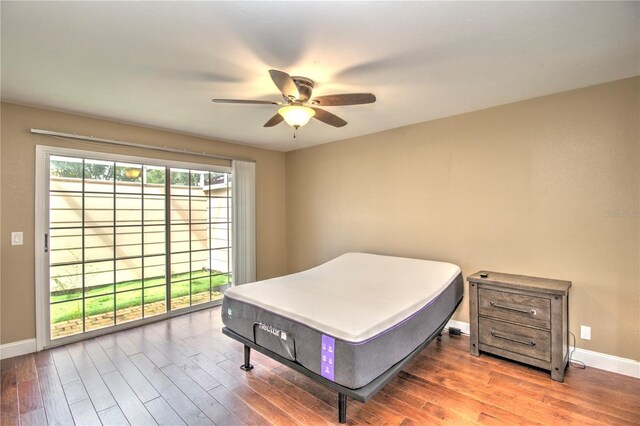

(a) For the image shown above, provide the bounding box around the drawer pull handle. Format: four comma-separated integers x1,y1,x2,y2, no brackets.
490,331,536,346
490,301,537,316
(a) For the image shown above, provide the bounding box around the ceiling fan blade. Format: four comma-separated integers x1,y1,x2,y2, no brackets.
269,69,300,100
263,113,284,127
311,93,376,106
312,107,348,127
212,99,281,105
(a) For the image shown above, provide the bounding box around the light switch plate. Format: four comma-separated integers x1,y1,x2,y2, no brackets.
11,232,24,246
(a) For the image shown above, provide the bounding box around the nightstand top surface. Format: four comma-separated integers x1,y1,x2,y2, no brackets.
467,271,571,295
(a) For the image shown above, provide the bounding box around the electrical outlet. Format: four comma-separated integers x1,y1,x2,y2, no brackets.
580,325,591,340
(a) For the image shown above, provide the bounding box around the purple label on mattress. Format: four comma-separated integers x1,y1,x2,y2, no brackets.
321,335,335,381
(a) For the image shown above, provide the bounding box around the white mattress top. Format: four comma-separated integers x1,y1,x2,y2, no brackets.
225,253,461,343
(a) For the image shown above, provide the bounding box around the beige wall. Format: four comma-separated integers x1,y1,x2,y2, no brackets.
286,77,640,360
0,102,287,344
3,78,639,360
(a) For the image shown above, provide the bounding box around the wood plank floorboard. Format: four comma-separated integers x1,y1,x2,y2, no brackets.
36,363,75,425
2,305,639,425
76,364,117,412
98,405,130,426
19,407,48,425
103,346,160,403
145,396,188,426
1,369,19,422
69,398,102,426
101,370,158,425
17,379,43,414
130,352,215,426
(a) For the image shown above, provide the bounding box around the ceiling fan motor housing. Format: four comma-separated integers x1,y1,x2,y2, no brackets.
291,76,315,101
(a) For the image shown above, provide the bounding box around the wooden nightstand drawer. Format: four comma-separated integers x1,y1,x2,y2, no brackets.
479,317,550,362
479,287,550,329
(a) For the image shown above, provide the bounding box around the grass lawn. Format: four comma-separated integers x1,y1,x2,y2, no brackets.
51,270,229,323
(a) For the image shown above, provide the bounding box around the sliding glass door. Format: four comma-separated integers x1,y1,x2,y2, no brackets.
44,150,231,343
169,169,232,311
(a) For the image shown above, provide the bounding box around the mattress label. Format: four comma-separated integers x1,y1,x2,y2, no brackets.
255,323,296,361
321,335,335,381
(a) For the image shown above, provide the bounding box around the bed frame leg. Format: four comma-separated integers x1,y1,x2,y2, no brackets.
240,345,254,371
338,392,347,423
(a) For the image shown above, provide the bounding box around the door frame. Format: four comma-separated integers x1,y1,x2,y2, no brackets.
35,145,231,350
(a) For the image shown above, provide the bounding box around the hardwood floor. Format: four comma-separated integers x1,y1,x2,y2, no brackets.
1,306,639,425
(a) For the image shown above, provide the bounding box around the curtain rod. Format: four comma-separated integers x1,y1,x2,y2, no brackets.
30,128,256,163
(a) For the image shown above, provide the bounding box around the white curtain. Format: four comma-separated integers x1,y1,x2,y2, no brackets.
232,160,256,285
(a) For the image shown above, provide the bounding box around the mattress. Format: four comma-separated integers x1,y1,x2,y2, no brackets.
221,252,463,389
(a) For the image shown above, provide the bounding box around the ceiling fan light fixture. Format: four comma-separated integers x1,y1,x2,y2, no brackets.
278,105,315,128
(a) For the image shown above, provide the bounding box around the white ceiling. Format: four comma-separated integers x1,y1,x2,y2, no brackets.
2,2,638,152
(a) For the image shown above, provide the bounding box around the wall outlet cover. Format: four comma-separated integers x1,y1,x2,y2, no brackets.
580,325,591,340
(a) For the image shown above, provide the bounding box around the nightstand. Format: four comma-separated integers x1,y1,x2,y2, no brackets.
468,271,571,382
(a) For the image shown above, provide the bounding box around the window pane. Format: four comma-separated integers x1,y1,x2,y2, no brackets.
144,225,165,256
84,160,115,192
170,196,190,224
116,162,142,193
85,260,114,295
144,195,165,225
144,255,165,284
191,208,208,224
144,285,166,317
50,271,82,302
50,263,82,294
50,228,82,265
191,224,208,251
144,262,165,287
116,194,142,225
116,226,142,258
51,299,83,338
209,248,230,274
85,227,114,262
115,290,143,324
51,156,83,176
170,280,190,310
170,224,190,254
210,223,230,250
85,193,114,227
116,258,142,291
85,294,115,332
191,251,208,272
191,271,210,306
170,252,190,280
144,165,166,193
50,156,83,192
50,192,83,228
170,169,190,195
211,274,231,301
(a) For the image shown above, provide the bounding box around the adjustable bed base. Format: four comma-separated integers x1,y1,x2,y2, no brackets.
221,253,464,423
222,298,460,423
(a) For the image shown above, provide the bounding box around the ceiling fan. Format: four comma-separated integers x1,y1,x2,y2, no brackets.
212,69,376,133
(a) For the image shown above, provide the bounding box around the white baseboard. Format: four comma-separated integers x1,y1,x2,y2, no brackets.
446,320,639,379
0,338,37,360
571,347,640,379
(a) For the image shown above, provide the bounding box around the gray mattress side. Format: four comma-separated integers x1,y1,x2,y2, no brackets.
221,272,464,389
